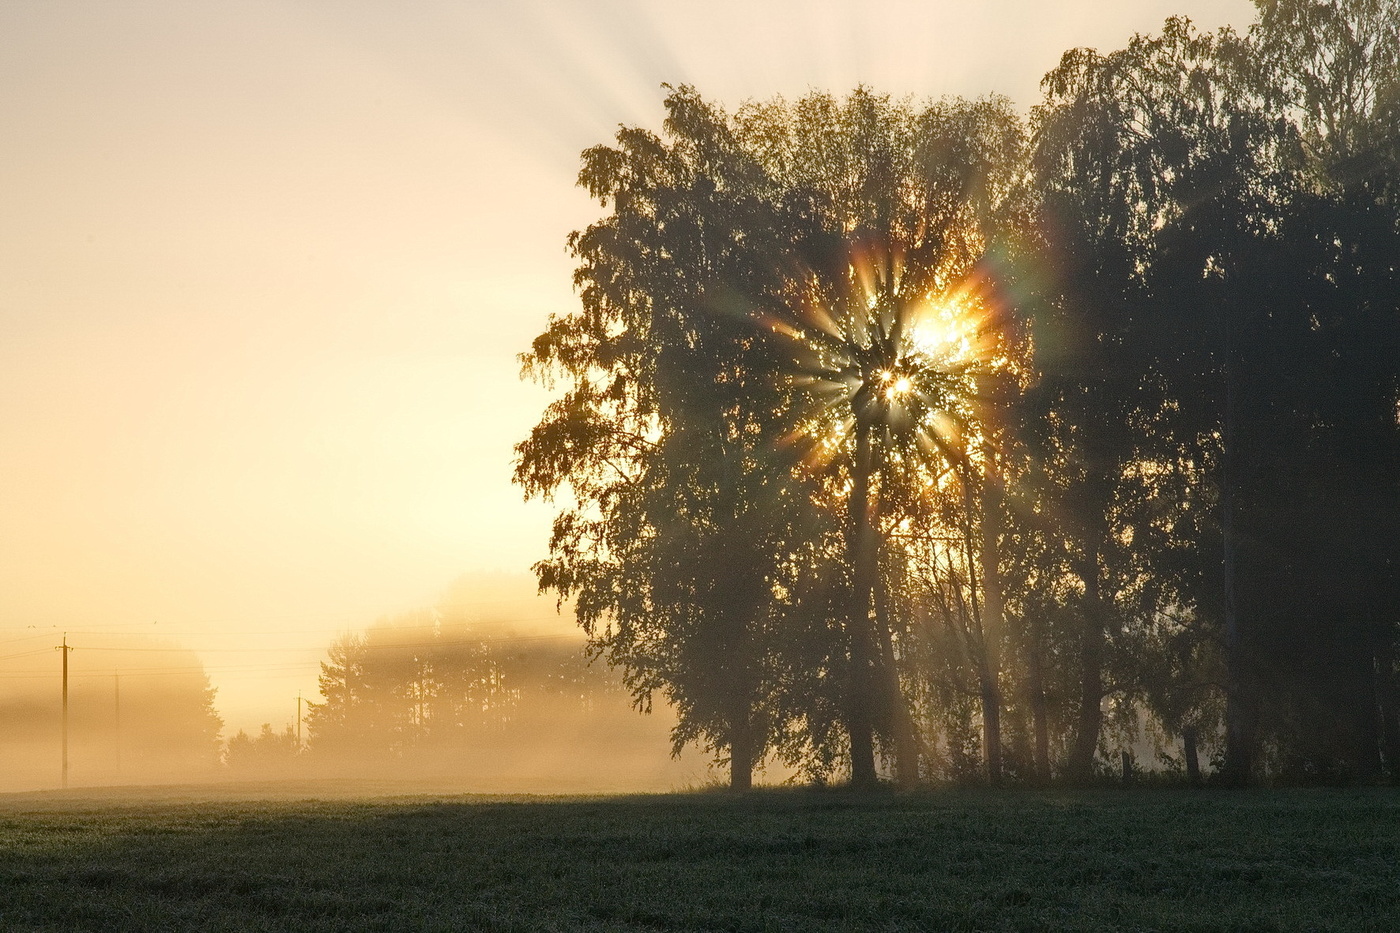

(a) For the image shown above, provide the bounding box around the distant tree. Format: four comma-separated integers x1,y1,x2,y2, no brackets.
0,645,224,783
308,613,487,757
225,723,299,772
138,669,224,773
306,611,628,767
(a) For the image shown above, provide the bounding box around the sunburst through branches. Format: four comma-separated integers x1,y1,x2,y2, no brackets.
771,240,1010,498
761,235,1018,787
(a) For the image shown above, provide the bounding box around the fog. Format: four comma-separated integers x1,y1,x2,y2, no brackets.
1,0,1256,798
228,577,733,793
0,636,220,792
0,575,743,795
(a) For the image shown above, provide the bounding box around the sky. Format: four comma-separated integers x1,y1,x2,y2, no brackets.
1,0,1257,746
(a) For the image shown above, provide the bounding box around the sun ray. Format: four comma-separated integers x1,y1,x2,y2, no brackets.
761,233,1014,504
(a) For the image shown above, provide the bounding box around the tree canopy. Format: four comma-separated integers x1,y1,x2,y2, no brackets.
518,1,1400,788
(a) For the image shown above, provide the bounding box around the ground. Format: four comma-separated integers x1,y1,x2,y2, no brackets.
1,782,1396,931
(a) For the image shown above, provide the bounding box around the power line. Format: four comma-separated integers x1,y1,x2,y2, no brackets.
44,614,573,637
0,632,56,647
8,632,582,654
0,663,318,679
0,648,55,662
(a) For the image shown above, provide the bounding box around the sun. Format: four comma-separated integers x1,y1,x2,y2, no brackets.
768,239,1003,486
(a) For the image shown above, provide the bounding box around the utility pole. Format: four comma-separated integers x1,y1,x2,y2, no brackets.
296,691,303,752
114,669,121,778
58,636,73,789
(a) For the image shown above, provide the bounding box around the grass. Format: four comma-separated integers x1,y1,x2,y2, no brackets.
1,783,1398,931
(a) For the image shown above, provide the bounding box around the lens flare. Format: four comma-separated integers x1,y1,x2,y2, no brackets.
769,237,1012,497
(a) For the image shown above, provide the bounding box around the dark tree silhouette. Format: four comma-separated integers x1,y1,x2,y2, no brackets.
513,2,1399,788
518,87,1026,787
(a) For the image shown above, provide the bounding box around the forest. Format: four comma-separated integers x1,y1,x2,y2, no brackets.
217,606,692,791
514,0,1400,789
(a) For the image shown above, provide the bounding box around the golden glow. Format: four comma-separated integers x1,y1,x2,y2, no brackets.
0,0,1251,788
775,233,1010,489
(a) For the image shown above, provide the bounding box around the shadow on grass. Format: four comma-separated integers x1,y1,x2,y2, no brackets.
2,786,1398,931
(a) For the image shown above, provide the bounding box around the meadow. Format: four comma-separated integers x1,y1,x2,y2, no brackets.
1,783,1397,932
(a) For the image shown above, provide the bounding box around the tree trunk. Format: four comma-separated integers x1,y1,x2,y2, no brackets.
1028,627,1051,784
1068,553,1105,782
978,472,1006,785
1221,299,1254,786
1182,726,1201,784
1373,640,1399,782
729,702,753,792
1348,635,1381,782
1221,473,1252,785
847,422,878,789
726,612,754,792
979,670,1003,785
874,572,919,788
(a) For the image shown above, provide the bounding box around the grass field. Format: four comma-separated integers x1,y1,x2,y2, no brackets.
1,783,1397,931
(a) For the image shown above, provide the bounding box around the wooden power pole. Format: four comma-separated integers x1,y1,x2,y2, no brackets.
114,669,121,778
58,636,73,789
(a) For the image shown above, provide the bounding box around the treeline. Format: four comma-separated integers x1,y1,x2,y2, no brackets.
515,1,1400,787
226,607,691,789
305,611,620,759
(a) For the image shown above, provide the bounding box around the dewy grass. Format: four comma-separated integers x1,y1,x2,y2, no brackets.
0,786,1397,932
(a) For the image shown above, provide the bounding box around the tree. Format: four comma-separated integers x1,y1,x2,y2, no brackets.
516,86,845,789
225,723,299,773
305,607,641,778
308,612,504,757
1239,0,1400,779
0,641,224,786
1032,15,1301,782
1032,7,1400,783
1252,0,1400,185
518,86,1028,787
514,7,1399,789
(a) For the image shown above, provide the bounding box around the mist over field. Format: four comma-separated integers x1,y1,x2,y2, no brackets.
0,638,219,792
2,578,726,795
227,599,722,795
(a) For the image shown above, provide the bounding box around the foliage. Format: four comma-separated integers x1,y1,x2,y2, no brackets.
225,723,299,772
516,1,1400,787
517,85,1035,786
1028,4,1400,781
307,612,620,761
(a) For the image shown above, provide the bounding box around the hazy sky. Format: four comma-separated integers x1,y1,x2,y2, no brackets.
1,0,1256,741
